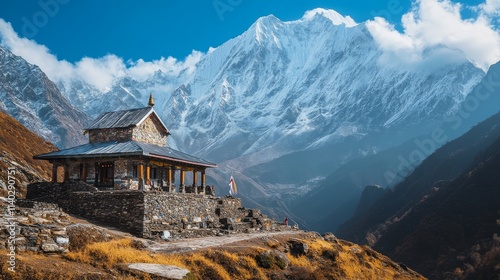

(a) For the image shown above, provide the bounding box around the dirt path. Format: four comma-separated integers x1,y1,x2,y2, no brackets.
148,230,302,253
65,214,306,253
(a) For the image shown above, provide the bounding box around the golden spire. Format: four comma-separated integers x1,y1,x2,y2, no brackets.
148,93,155,107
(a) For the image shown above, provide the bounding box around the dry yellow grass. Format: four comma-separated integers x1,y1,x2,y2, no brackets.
305,238,334,252
239,255,268,279
2,233,425,279
65,238,185,269
65,238,262,279
335,242,413,280
183,251,234,280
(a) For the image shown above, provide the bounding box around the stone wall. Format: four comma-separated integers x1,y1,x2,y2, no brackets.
86,163,96,183
113,159,132,189
143,193,243,238
26,182,282,239
88,115,167,146
1,200,71,254
59,191,145,236
68,163,80,180
132,116,167,147
88,127,133,143
63,158,173,191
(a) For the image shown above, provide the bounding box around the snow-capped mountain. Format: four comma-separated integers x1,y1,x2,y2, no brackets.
56,76,144,118
0,46,89,148
163,11,483,162
2,8,487,229
56,63,192,119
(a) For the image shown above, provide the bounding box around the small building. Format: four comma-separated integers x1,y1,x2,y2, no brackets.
34,95,216,193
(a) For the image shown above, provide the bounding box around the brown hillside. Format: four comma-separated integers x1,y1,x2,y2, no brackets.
0,111,57,197
1,230,426,279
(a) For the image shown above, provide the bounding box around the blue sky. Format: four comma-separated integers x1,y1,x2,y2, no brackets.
0,0,498,91
0,0,418,62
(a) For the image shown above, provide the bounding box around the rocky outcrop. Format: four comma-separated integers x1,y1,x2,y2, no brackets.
0,200,71,254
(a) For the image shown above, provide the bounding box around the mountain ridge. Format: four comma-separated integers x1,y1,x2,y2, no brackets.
0,46,89,148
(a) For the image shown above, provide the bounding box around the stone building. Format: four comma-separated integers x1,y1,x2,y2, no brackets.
34,95,216,193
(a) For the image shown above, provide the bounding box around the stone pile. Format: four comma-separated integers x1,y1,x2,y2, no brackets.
0,200,71,254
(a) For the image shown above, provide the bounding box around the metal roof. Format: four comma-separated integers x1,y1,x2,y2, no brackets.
85,106,169,133
34,140,216,168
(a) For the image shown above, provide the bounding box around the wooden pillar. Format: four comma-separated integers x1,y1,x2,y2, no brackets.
146,165,151,181
138,163,144,190
192,170,198,194
167,166,172,192
51,164,58,183
201,170,206,195
180,169,185,193
201,170,206,186
81,163,88,182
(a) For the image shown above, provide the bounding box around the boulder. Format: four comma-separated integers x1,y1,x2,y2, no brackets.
56,237,69,245
41,242,64,253
322,232,337,242
66,224,109,251
256,250,290,269
127,263,190,279
288,239,309,256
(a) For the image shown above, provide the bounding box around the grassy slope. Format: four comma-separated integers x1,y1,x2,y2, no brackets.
0,111,57,197
0,231,425,280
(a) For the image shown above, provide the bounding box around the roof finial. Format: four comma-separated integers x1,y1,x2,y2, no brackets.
148,93,155,107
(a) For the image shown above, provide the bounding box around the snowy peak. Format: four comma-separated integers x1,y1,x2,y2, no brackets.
0,45,89,148
161,8,483,165
249,9,357,46
301,8,357,27
252,14,284,45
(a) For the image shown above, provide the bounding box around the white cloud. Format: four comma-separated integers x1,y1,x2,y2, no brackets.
0,18,203,92
75,55,127,92
367,0,500,71
0,19,74,82
127,51,203,82
480,0,500,15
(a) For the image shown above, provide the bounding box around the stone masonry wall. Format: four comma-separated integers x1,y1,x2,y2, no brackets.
88,127,134,143
57,191,145,236
68,163,81,180
143,193,243,238
27,182,281,239
132,116,167,147
27,183,145,236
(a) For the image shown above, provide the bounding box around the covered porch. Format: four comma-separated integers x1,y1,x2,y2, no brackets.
35,140,217,195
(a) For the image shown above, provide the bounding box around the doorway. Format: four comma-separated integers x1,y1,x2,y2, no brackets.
99,162,114,188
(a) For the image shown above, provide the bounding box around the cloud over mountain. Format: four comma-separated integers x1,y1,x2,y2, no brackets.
0,19,203,92
367,0,500,71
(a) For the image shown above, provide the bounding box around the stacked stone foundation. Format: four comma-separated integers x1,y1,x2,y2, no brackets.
26,182,285,238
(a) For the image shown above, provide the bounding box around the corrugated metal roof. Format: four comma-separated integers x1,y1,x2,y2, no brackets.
136,142,215,167
34,140,216,168
85,107,169,133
